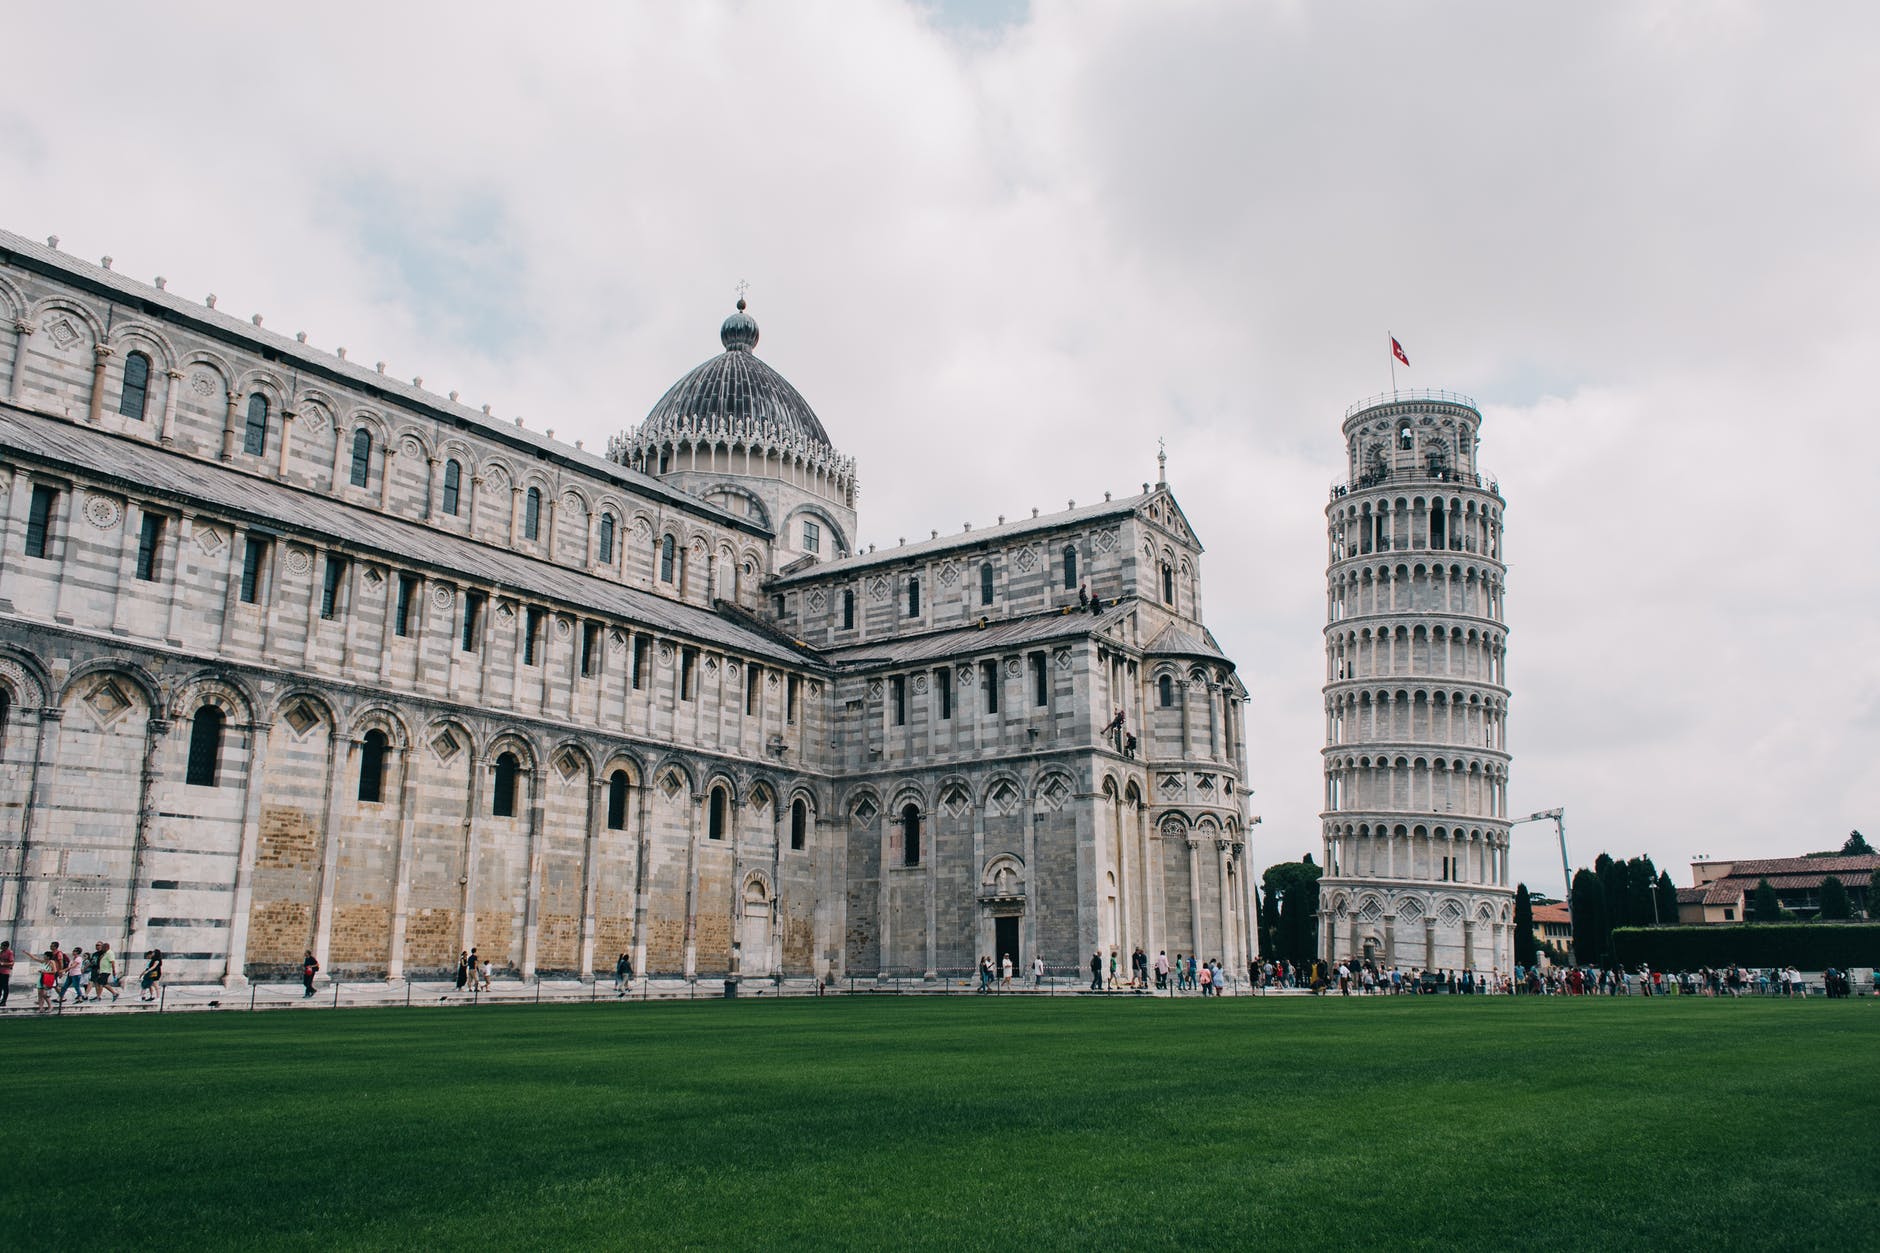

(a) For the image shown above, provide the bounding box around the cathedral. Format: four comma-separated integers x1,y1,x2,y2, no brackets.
0,229,1253,987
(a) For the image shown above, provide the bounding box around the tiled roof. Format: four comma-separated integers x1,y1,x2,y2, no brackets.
1696,855,1880,905
1675,887,1708,904
1531,902,1572,924
0,229,761,536
0,408,821,668
1146,623,1231,663
771,494,1151,583
822,602,1134,668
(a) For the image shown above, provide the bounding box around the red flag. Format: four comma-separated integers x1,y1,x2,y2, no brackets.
1391,337,1410,367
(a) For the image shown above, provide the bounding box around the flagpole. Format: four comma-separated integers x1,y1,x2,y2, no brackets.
1389,333,1397,395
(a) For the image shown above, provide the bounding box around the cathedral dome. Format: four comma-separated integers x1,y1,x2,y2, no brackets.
640,300,831,450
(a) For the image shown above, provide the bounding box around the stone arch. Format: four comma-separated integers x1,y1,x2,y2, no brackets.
345,704,411,749
746,777,780,819
107,320,180,370
843,784,881,822
888,781,927,815
649,755,697,797
342,406,391,445
0,272,26,321
782,502,850,554
171,672,257,727
25,295,106,343
482,727,540,770
59,658,161,717
544,737,596,782
597,747,644,787
234,367,290,408
390,425,434,463
0,645,53,707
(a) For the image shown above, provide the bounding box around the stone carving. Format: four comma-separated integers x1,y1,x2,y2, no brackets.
284,548,312,576
1094,529,1119,553
554,617,572,639
47,317,80,350
82,494,120,529
1053,646,1072,670
938,562,958,586
431,585,454,611
658,643,675,665
362,567,384,587
1003,657,1021,678
868,576,888,601
196,526,226,556
190,371,217,397
911,674,928,695
867,679,883,700
807,590,826,612
282,702,320,736
1013,546,1036,573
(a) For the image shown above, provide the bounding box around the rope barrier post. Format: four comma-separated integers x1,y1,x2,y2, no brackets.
333,980,340,1009
158,984,166,1013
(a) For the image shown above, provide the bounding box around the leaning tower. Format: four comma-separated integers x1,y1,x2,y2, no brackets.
1318,391,1513,975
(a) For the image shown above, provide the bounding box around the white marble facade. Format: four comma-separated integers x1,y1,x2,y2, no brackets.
1318,392,1515,975
0,229,1253,986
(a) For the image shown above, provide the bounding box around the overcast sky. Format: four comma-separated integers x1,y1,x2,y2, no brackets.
6,2,1875,896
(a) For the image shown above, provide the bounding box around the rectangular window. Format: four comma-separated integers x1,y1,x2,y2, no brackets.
680,647,697,700
803,520,821,553
461,591,484,652
239,537,267,605
24,484,58,559
842,588,855,630
746,665,760,715
523,606,544,665
393,574,416,637
135,513,164,582
936,667,952,719
981,660,1000,714
320,555,346,620
631,636,649,689
774,594,786,618
891,675,906,726
581,622,600,677
1031,651,1048,707
786,674,799,724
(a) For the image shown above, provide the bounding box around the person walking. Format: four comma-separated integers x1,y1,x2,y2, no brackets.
455,951,470,992
478,955,492,991
0,940,13,1008
63,942,87,1005
92,942,119,1003
139,949,163,1001
1089,949,1103,991
37,949,59,1011
1000,952,1013,990
1032,954,1044,985
614,951,632,994
302,949,320,998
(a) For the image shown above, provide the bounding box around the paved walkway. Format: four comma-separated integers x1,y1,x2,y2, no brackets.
2,976,1307,1016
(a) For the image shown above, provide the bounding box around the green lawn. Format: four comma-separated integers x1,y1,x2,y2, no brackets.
4,996,1874,1251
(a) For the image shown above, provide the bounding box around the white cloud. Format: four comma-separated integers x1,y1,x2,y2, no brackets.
5,0,1875,893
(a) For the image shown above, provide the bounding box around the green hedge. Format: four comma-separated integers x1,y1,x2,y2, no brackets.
1611,924,1880,970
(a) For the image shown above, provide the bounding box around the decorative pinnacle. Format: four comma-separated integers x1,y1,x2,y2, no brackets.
1157,438,1167,486
735,278,750,304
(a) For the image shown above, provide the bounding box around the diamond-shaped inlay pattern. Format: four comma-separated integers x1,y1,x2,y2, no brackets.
431,731,461,763
282,703,318,736
84,680,130,724
852,798,878,825
660,771,684,801
1037,776,1069,812
555,752,582,781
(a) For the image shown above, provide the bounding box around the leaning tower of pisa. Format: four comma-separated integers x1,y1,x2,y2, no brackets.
1318,391,1513,976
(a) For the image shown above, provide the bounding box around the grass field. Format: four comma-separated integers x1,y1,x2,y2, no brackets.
3,996,1874,1251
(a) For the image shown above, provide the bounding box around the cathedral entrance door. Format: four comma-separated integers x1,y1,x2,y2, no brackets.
994,916,1019,974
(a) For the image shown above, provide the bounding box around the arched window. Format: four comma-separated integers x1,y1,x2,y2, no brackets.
901,803,921,866
790,798,808,851
1062,545,1077,589
350,428,373,487
185,705,224,787
980,562,994,606
441,460,462,515
0,687,10,752
842,588,855,630
357,729,389,803
1161,562,1174,605
243,394,269,457
524,488,542,541
606,769,629,831
1159,674,1174,707
598,513,616,565
907,575,921,618
708,785,728,840
660,535,676,583
118,351,151,419
492,751,520,817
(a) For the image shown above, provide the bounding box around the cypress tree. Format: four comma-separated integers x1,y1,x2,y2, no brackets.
1752,878,1782,923
1818,875,1851,921
1869,868,1880,921
1513,883,1538,967
1656,871,1679,926
1570,868,1604,964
